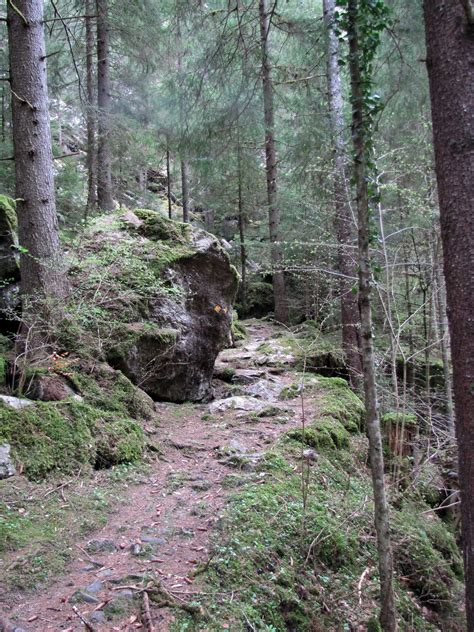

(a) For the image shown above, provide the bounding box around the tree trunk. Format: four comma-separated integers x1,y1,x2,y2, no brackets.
1,84,6,143
181,159,189,223
347,1,397,629
96,0,114,210
7,0,67,318
85,0,97,216
323,0,362,388
434,257,455,436
166,144,172,219
259,0,289,324
237,131,247,310
423,4,474,626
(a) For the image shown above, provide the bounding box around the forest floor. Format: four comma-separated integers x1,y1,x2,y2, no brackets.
0,319,318,632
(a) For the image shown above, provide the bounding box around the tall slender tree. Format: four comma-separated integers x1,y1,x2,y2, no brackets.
323,0,362,388
7,0,67,312
96,0,114,210
259,0,289,324
347,1,397,629
423,1,474,627
85,0,98,215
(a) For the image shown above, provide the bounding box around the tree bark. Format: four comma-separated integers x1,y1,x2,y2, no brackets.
1,84,6,143
423,3,474,626
96,0,114,210
434,257,455,436
7,0,67,311
166,144,172,219
259,0,289,324
323,0,362,388
348,1,397,629
237,130,247,310
85,0,97,216
181,159,189,223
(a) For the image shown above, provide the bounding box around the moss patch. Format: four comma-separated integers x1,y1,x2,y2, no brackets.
318,376,364,432
381,411,417,427
0,396,145,480
133,208,190,243
0,194,17,232
231,311,247,341
287,416,349,451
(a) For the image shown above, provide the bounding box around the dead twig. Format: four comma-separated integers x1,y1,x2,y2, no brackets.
142,591,155,632
72,605,97,632
74,544,103,568
357,566,371,606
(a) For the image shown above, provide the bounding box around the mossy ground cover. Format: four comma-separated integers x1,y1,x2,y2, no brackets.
281,376,365,452
171,421,463,631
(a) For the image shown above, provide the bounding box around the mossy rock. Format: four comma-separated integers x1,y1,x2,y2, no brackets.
287,416,349,451
231,311,247,341
0,194,17,232
235,279,274,318
95,418,144,469
0,383,146,480
68,362,155,422
0,194,19,282
279,383,301,400
66,208,237,403
279,377,316,400
318,376,364,431
133,208,190,243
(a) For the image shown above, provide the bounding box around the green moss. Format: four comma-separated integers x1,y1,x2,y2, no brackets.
367,617,382,632
279,376,364,433
0,397,145,480
147,241,197,274
235,280,274,317
177,448,365,630
279,382,302,400
133,208,190,243
95,418,144,468
0,400,95,480
318,376,364,432
381,411,417,427
68,363,155,421
0,333,13,354
393,502,464,611
287,416,349,451
0,194,17,232
169,429,464,631
217,366,236,383
231,311,247,341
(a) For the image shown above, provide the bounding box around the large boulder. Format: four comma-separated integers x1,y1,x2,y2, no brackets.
66,209,239,402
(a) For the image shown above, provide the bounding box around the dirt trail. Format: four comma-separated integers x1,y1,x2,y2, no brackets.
1,320,306,631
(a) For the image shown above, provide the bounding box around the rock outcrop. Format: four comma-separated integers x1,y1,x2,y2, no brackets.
68,209,239,402
0,443,16,479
